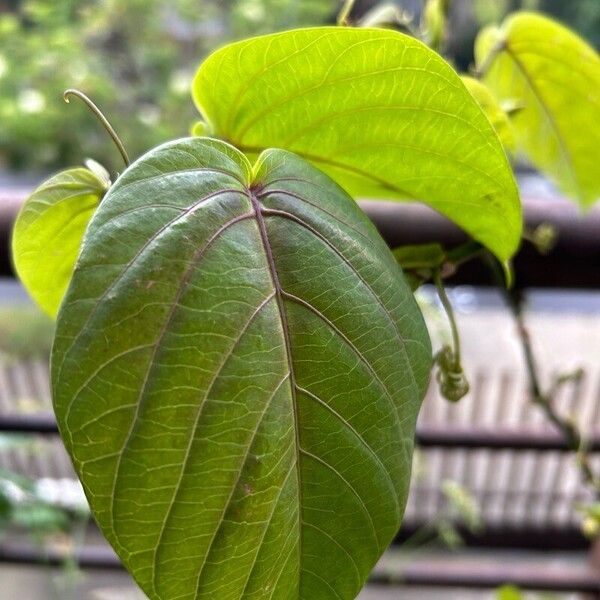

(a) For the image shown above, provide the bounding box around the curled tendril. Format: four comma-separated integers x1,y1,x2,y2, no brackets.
433,268,470,402
435,345,470,402
64,88,130,167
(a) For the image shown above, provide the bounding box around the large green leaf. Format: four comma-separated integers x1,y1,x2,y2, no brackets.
192,27,521,262
52,137,431,599
476,12,600,208
12,166,109,317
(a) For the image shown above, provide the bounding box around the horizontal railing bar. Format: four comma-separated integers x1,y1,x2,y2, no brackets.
0,543,119,570
1,542,598,592
369,561,600,593
0,413,60,434
1,191,600,287
362,197,600,289
416,424,600,451
396,523,589,551
2,413,600,451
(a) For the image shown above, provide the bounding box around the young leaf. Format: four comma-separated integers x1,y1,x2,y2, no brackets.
423,0,449,50
495,585,524,600
52,137,431,600
12,167,108,318
461,76,515,153
192,27,522,263
393,243,446,270
476,12,600,208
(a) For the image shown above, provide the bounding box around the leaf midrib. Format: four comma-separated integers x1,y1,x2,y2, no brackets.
258,207,424,396
258,207,418,509
500,44,581,200
248,187,304,597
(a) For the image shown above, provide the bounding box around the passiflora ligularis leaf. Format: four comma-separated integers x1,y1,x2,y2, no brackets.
12,165,109,318
52,137,431,599
193,27,522,263
476,12,600,208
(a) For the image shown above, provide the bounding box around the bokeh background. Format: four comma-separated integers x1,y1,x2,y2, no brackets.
1,0,599,175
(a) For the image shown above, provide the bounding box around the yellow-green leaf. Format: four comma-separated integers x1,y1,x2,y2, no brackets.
461,76,515,152
476,12,600,208
193,27,522,262
12,167,108,318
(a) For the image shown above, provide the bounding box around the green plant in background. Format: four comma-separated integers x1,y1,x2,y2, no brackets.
0,462,70,538
1,0,598,172
0,436,88,544
0,306,54,359
495,584,562,600
0,435,91,600
398,475,483,551
9,0,600,598
476,11,600,208
0,0,337,172
436,480,483,547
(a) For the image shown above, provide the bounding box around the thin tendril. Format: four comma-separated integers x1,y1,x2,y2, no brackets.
63,88,130,167
433,268,461,366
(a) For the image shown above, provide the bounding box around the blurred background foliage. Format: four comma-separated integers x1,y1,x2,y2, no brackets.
0,0,598,174
0,0,338,173
0,305,53,359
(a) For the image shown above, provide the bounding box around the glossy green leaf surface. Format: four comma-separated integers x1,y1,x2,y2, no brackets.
52,137,431,600
476,12,600,208
12,167,108,318
193,27,522,262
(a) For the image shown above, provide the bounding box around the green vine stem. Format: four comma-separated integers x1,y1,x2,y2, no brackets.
418,237,598,490
434,269,461,364
63,88,130,168
337,0,356,26
486,254,600,493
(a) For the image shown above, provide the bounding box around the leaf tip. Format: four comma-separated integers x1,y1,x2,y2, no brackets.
502,260,514,288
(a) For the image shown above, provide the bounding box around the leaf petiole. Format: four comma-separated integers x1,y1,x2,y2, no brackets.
433,269,461,367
